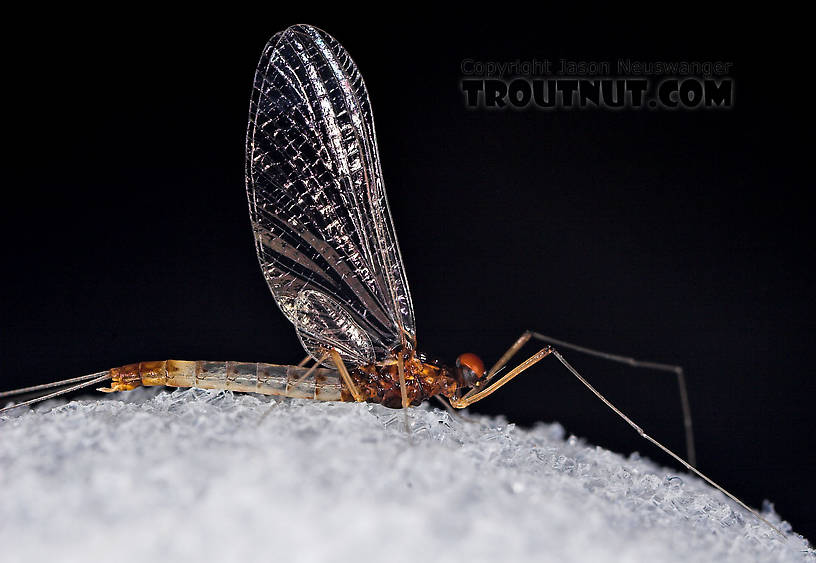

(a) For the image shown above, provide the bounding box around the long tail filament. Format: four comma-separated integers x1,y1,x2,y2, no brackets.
0,372,111,415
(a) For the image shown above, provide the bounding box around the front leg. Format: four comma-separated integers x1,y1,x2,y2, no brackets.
487,330,534,381
477,329,695,466
455,344,783,536
451,346,553,408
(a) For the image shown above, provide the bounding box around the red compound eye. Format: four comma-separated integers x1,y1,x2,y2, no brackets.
456,352,485,382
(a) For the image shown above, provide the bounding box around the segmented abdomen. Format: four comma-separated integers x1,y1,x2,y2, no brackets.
103,360,344,402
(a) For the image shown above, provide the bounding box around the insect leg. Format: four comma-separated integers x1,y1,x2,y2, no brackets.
396,353,409,409
434,395,479,424
452,347,553,408
486,330,696,466
455,346,784,537
396,353,413,434
434,395,456,414
548,348,783,536
528,332,695,467
257,354,334,425
329,349,364,402
291,351,330,385
486,331,534,379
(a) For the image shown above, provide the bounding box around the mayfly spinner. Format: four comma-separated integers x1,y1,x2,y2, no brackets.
0,24,783,536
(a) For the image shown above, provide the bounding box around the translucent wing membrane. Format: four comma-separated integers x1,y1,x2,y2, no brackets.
246,25,415,365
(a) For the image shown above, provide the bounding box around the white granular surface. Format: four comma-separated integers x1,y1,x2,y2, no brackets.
0,388,812,562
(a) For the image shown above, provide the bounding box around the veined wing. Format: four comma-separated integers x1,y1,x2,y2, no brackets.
245,25,415,366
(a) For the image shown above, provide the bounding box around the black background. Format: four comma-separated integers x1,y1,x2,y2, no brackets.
3,14,813,540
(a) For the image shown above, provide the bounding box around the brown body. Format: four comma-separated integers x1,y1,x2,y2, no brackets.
102,352,461,409
344,352,460,408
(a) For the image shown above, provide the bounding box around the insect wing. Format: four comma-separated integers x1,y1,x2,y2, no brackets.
246,25,415,365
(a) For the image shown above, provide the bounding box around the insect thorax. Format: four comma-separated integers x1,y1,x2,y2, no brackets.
345,352,459,408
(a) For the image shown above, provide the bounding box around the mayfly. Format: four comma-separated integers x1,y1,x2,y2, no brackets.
0,24,783,536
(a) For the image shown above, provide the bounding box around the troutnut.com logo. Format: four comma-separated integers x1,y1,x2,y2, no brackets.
460,59,734,110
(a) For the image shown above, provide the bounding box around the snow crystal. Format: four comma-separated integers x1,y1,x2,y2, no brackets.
0,388,812,562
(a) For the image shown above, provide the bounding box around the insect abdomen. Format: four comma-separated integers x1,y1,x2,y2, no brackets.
101,360,343,402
